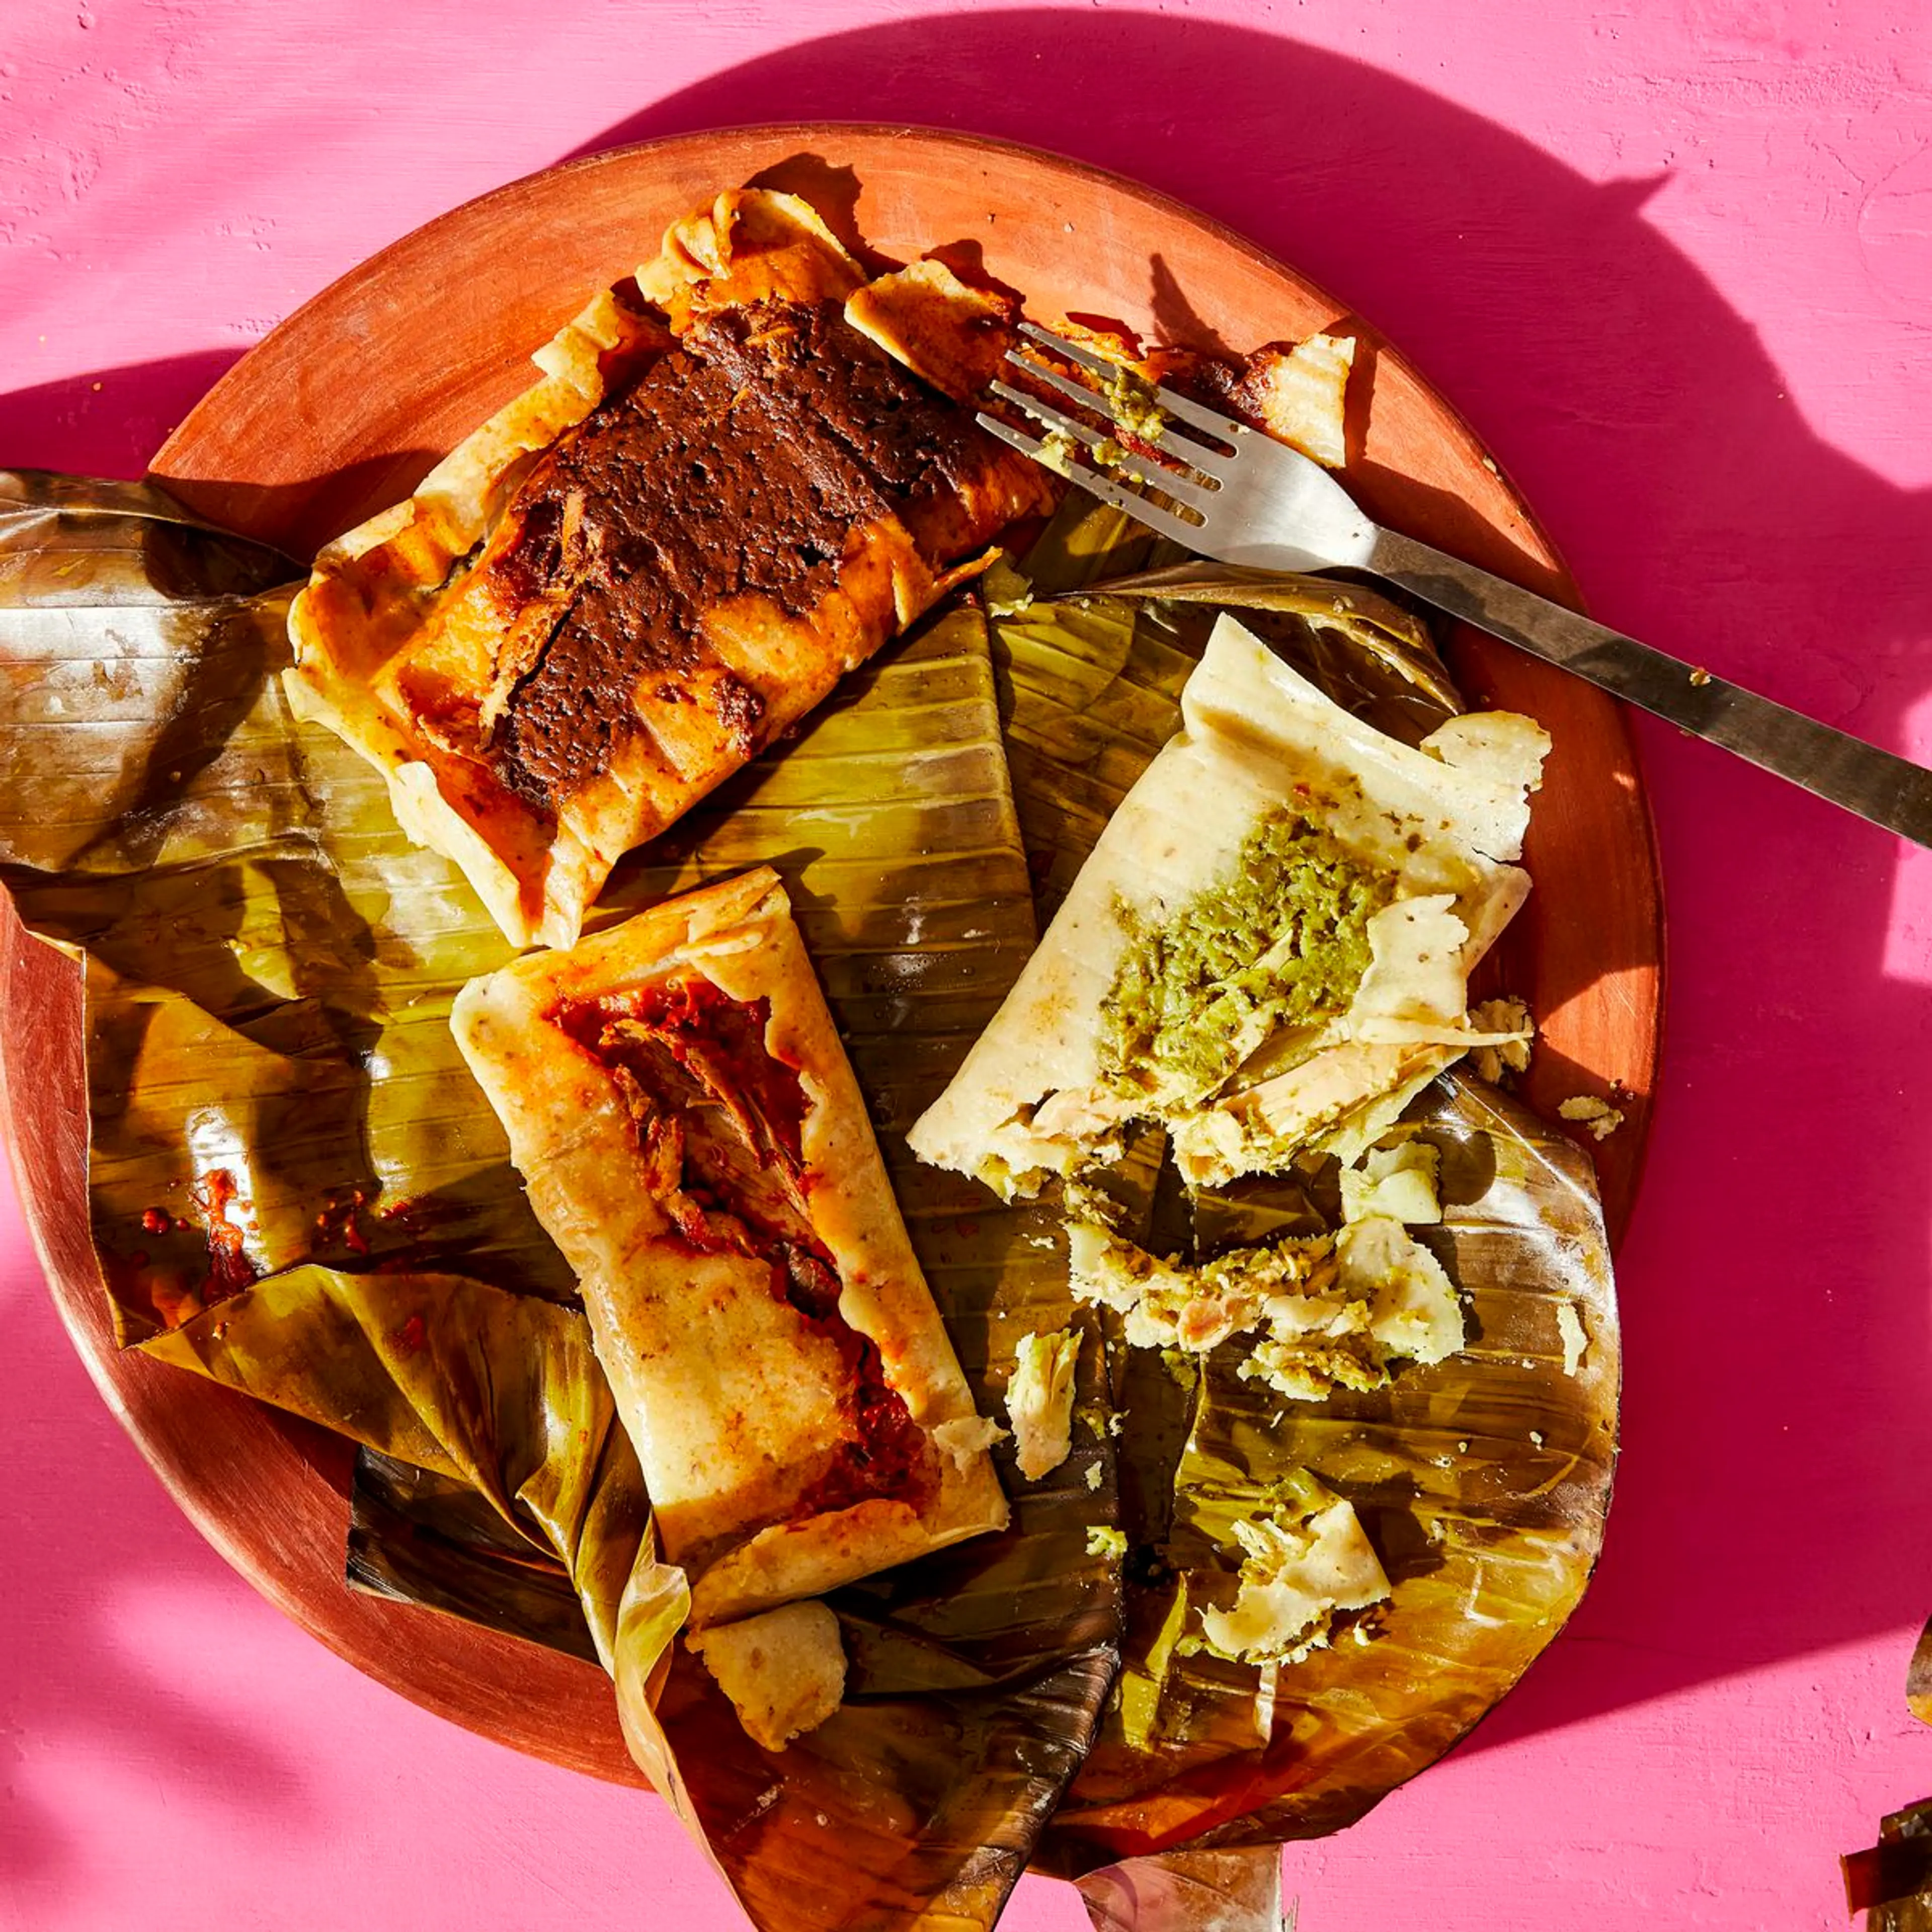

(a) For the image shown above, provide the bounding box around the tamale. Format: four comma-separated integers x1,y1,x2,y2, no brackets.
910,613,1549,1195
287,189,1054,949
452,865,1009,1627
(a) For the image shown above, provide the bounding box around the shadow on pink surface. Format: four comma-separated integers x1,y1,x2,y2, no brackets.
0,351,246,481
3,2,1928,1835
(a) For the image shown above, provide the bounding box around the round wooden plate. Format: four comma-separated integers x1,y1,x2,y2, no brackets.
6,125,1662,1788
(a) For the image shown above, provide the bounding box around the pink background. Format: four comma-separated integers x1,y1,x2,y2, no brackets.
5,2,1931,1927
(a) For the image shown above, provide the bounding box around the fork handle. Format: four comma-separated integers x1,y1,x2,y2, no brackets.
1367,528,1932,849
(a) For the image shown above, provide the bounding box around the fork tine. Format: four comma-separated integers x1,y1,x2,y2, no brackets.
1016,319,1249,443
1004,352,1233,477
974,412,1206,546
985,379,1221,512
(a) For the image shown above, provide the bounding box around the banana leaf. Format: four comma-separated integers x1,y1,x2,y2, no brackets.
348,1446,603,1666
1844,1800,1932,1930
590,603,1126,1932
987,493,1620,1871
0,471,1120,1932
1049,1076,1617,1862
1909,1615,1932,1726
1079,559,1463,718
2,468,1620,1924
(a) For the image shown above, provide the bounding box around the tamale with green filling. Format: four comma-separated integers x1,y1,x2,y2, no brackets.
910,612,1550,1196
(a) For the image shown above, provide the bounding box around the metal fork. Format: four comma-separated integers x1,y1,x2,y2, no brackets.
980,321,1932,849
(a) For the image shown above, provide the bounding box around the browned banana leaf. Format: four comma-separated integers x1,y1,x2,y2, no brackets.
0,472,1121,1932
1049,1076,1617,1864
144,1260,653,1662
1844,1799,1932,1930
1909,1615,1932,1726
2,474,578,1329
988,492,1621,1873
1084,559,1463,717
348,1447,603,1666
581,605,1126,1932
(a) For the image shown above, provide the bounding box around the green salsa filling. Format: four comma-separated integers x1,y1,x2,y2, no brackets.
1099,810,1393,1095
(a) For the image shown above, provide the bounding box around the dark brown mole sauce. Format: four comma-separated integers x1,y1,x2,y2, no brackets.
549,975,934,1522
482,298,989,813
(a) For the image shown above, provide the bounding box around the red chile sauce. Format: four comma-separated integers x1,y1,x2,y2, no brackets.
112,1168,262,1333
193,1168,260,1299
549,974,933,1522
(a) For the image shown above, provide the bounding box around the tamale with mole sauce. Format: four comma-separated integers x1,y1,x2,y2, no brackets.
287,188,1055,950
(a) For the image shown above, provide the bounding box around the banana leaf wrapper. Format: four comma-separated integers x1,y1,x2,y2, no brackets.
0,470,1121,1932
591,603,1124,1930
989,495,1621,1872
1844,1799,1932,1930
348,1446,606,1666
1,468,654,1655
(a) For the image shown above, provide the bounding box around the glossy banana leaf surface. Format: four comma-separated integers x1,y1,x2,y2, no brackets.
1,467,651,1657
596,603,1124,1932
1908,1614,1932,1727
0,472,1120,1932
994,495,1621,1872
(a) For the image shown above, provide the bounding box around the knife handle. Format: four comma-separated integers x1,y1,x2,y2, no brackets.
1368,527,1932,850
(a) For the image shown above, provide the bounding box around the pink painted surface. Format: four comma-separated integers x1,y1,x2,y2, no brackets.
3,3,1929,1928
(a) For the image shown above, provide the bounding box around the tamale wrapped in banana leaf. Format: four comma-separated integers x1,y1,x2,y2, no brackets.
911,611,1548,1197
450,866,1010,1630
286,189,1053,951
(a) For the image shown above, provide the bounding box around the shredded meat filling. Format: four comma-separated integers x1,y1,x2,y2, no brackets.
550,975,935,1524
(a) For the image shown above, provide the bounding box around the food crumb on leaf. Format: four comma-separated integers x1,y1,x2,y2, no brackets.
687,1601,847,1753
1006,1326,1083,1479
1558,1093,1624,1140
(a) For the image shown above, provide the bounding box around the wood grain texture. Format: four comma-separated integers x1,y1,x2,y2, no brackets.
6,127,1657,1791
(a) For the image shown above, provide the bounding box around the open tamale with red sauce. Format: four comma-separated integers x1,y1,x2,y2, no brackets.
452,865,1010,1631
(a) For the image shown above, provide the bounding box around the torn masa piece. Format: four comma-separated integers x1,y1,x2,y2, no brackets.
1027,321,1357,473
1559,1093,1625,1140
1198,1482,1391,1664
1006,1326,1083,1480
1468,995,1534,1085
687,1601,847,1752
1069,1213,1464,1403
1338,1138,1441,1225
